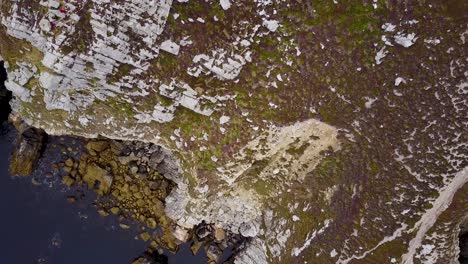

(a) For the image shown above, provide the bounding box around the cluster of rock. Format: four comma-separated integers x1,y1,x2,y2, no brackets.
47,134,260,262
192,222,248,263
49,135,253,261
5,119,255,262
55,138,189,251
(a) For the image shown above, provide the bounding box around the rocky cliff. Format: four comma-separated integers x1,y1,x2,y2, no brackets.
0,0,467,263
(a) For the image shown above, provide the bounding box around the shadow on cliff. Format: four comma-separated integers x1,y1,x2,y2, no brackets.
460,225,468,264
0,61,12,128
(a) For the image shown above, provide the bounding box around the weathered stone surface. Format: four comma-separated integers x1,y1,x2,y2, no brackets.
234,238,267,264
82,164,113,195
214,226,226,242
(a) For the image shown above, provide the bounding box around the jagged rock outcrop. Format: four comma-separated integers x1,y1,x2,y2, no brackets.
0,0,467,263
9,122,45,176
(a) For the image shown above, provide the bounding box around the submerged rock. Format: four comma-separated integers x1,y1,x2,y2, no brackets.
82,164,113,195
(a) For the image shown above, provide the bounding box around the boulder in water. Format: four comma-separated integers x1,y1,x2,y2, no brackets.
9,127,45,176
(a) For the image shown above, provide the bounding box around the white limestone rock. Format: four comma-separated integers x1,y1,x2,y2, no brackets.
219,115,230,125
159,80,214,116
189,50,247,80
234,238,268,264
160,39,181,55
394,32,418,48
395,77,406,86
220,0,231,10
263,20,279,32
5,80,31,102
240,221,260,237
1,0,174,113
375,47,388,65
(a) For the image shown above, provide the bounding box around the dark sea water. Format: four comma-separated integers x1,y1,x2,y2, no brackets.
0,125,205,264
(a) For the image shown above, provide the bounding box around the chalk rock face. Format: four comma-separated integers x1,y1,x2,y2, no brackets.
1,0,467,263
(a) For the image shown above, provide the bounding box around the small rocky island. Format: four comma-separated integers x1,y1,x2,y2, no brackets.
0,0,467,263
